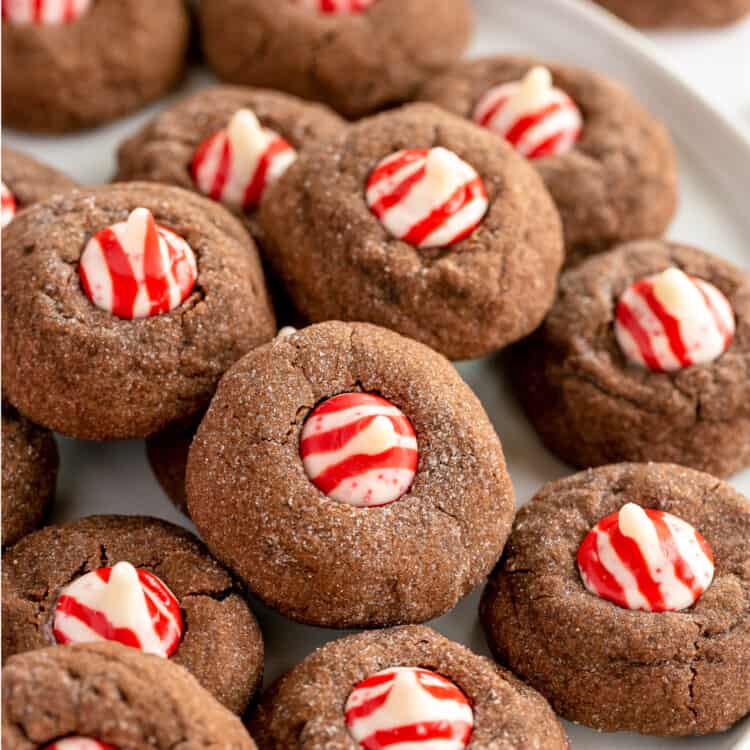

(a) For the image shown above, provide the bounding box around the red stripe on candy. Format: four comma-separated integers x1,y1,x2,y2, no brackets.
53,594,144,650
97,228,141,320
243,137,290,209
360,721,473,750
401,176,485,247
639,280,692,368
313,446,418,496
616,295,663,372
504,101,563,147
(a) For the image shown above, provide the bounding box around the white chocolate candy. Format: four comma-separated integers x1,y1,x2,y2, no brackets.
365,147,488,249
345,667,474,750
615,267,735,372
79,207,197,320
300,392,418,507
191,109,297,211
577,503,715,612
277,326,298,338
473,66,582,159
52,561,183,657
43,740,117,750
1,181,17,228
3,0,91,24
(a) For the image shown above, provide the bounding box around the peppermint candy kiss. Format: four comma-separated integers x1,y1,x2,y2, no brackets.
52,561,184,657
79,207,197,320
365,147,488,249
345,667,474,750
192,109,297,212
615,267,735,372
300,393,418,507
292,0,376,14
2,0,91,24
43,740,118,750
577,503,715,612
1,181,17,228
473,66,582,159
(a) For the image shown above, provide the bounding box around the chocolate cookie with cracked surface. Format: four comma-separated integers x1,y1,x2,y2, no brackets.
593,0,750,27
116,86,345,237
419,56,677,263
1,401,58,548
2,0,189,133
259,104,563,360
187,321,515,628
2,182,276,440
2,515,264,715
480,463,750,735
198,0,473,120
2,148,76,228
249,625,569,749
2,642,257,749
512,241,750,477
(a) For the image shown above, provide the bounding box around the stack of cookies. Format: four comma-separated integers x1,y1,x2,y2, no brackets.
2,1,749,748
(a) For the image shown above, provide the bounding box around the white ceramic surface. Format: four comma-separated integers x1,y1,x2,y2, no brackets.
3,0,749,747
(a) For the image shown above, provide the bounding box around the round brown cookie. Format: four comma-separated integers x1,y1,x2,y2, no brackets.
1,401,58,548
419,55,677,263
198,0,473,120
259,104,563,360
2,514,264,715
2,0,189,133
480,463,750,736
2,182,276,440
116,86,346,234
249,625,569,749
187,321,515,628
593,0,750,27
510,241,750,477
2,147,77,217
146,414,201,516
2,642,257,749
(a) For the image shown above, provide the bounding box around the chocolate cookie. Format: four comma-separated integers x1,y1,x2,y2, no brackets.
2,182,276,440
419,56,677,262
187,321,515,628
480,463,750,735
116,86,345,234
2,514,264,715
250,625,569,749
259,104,563,360
2,0,189,133
1,402,58,548
511,241,750,477
2,147,76,228
594,0,750,27
2,642,257,749
146,414,200,516
198,0,473,119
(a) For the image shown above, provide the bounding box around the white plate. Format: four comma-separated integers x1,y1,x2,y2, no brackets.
3,0,749,747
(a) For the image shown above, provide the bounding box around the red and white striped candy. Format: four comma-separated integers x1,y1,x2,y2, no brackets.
52,561,183,658
366,147,488,249
2,0,91,24
192,109,296,212
473,66,582,160
345,667,474,750
300,392,418,507
43,740,118,750
79,207,197,320
577,503,714,612
291,0,376,14
615,267,735,373
1,181,16,228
